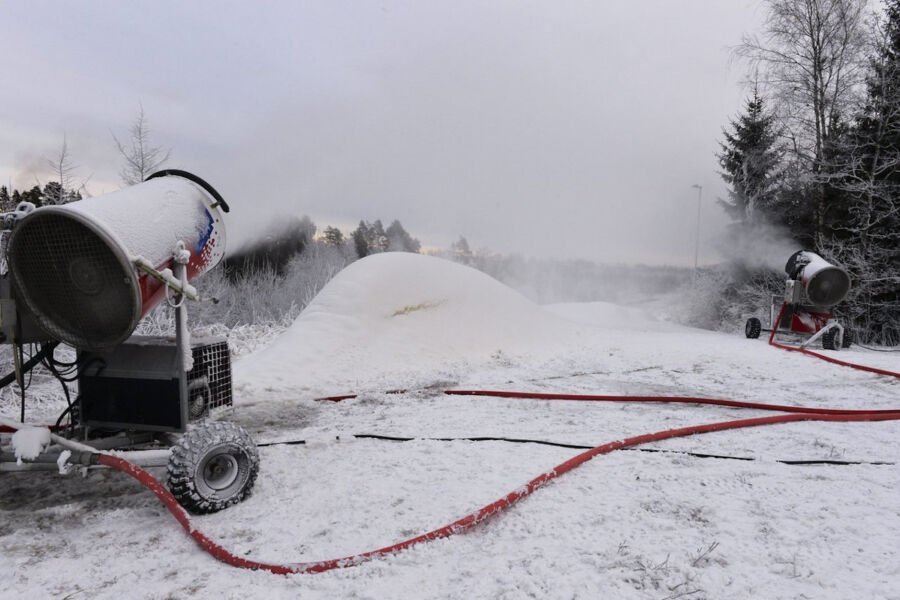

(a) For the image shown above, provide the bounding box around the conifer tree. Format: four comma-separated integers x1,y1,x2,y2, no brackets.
351,221,370,259
322,226,345,247
385,220,421,253
717,92,782,225
20,186,43,207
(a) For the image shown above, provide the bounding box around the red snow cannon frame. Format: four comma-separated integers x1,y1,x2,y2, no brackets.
744,250,852,351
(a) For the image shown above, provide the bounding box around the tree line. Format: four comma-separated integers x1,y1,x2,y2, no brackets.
223,216,421,280
717,0,900,345
0,183,82,211
2,104,169,213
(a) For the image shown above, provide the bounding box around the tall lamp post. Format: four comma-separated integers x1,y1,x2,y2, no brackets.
691,184,702,277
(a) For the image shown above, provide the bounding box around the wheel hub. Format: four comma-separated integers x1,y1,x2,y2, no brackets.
202,453,240,491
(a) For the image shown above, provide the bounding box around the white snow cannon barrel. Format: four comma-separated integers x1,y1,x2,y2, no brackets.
7,170,228,350
784,250,850,308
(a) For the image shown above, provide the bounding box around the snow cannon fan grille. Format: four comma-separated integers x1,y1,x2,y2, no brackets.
785,250,851,308
805,268,850,307
7,210,140,350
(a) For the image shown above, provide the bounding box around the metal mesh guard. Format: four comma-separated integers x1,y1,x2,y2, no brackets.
807,267,851,308
8,212,140,349
188,338,233,418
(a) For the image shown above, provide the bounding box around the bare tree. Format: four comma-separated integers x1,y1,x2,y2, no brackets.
737,0,870,247
113,104,171,185
43,134,82,204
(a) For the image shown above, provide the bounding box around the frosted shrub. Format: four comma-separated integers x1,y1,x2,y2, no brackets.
137,240,353,341
679,267,732,330
724,269,783,330
820,242,900,346
678,265,782,332
282,243,351,310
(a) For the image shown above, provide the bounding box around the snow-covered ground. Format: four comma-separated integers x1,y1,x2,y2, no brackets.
2,253,899,599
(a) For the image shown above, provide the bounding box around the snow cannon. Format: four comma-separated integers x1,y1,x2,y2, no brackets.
744,250,851,351
6,170,227,350
0,170,260,516
784,250,850,308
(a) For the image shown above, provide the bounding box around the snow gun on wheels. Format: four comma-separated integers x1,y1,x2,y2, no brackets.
0,170,259,514
744,250,852,351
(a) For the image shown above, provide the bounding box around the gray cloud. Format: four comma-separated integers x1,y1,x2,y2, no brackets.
0,0,763,265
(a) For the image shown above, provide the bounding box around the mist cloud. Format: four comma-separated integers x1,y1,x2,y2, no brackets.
712,221,800,273
0,1,763,266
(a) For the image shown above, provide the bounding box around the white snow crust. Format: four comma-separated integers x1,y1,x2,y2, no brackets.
64,177,222,268
2,252,899,599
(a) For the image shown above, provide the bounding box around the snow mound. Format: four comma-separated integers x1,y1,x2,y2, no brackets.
235,253,581,392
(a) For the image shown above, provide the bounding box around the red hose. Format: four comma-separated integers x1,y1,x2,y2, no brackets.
768,302,900,379
444,390,900,415
314,394,358,403
0,424,63,433
96,392,900,575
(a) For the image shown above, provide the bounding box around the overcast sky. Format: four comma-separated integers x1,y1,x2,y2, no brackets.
0,0,763,266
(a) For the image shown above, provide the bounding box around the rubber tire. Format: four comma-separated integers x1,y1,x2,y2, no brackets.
745,318,762,339
167,421,260,514
822,328,840,351
842,329,853,349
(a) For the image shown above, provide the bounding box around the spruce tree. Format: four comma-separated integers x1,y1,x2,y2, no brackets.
369,220,388,253
385,220,421,253
717,92,782,226
322,226,345,247
351,221,370,259
20,186,43,207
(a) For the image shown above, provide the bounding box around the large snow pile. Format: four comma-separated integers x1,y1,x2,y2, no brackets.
235,252,582,393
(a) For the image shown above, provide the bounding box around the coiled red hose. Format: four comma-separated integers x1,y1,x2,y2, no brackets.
96,391,900,575
768,302,900,379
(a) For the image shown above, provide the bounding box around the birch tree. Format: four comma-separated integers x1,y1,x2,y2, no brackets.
737,0,870,248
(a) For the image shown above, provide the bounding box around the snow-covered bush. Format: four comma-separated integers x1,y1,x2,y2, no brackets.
679,264,782,332
820,242,900,346
679,268,732,331
137,240,353,345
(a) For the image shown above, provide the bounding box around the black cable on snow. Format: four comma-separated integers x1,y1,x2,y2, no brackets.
255,434,894,466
